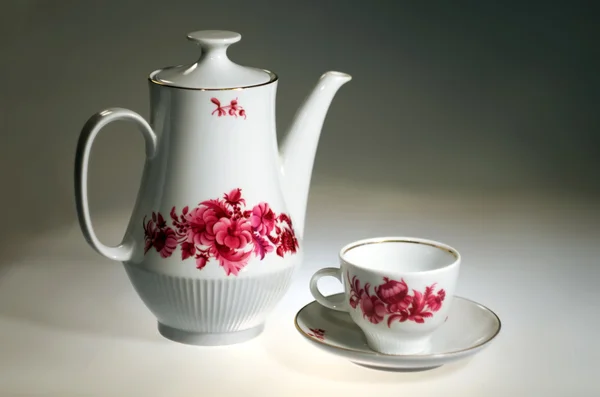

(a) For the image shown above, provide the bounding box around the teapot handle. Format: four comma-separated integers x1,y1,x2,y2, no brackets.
74,108,157,262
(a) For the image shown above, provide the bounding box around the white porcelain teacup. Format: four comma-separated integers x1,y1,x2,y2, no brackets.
309,237,461,355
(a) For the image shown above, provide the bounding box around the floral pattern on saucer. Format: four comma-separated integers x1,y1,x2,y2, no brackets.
307,328,326,340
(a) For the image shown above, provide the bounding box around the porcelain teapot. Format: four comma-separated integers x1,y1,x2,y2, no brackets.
74,30,351,345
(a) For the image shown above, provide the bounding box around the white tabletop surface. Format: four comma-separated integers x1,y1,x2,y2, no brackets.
0,184,598,396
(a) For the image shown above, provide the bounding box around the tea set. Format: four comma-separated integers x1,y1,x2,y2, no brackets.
74,30,501,371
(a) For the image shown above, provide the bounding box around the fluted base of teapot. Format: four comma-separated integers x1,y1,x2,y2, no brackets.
158,322,264,346
122,262,297,347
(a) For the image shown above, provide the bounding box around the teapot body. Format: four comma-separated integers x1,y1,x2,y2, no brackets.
132,77,301,343
128,77,302,344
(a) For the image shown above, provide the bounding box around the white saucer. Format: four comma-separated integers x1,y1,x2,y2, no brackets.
294,293,501,371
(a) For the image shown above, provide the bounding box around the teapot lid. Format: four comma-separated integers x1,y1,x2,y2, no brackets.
150,30,274,89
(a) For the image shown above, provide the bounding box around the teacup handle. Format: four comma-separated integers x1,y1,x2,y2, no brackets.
309,268,348,312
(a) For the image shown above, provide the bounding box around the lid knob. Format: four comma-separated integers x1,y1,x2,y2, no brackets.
187,30,241,58
150,30,271,89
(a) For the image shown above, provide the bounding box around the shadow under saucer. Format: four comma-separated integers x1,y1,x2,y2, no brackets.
354,363,442,372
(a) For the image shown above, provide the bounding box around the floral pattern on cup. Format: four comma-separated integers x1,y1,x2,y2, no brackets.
307,328,326,340
211,97,246,119
143,188,299,276
347,271,446,326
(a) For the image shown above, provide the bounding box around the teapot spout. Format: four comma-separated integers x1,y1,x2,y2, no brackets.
279,71,352,239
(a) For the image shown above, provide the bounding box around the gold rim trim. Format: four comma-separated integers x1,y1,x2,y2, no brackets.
341,237,459,260
148,68,278,91
293,295,502,359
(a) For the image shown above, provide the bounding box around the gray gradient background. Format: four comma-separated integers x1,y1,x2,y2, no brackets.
0,1,599,394
1,0,599,245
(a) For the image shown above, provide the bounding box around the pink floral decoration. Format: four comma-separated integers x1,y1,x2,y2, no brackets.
348,272,446,326
143,212,178,258
307,328,326,341
211,97,246,119
251,202,276,236
142,188,299,276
